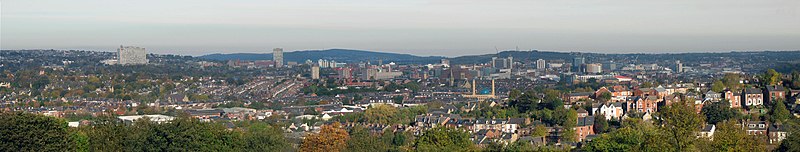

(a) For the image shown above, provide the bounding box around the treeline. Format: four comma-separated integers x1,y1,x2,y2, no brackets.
0,112,288,152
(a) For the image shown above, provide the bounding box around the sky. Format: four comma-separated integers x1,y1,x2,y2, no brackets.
2,0,800,57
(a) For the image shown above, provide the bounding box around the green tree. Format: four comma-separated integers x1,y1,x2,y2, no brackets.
509,89,522,101
414,127,475,151
701,100,737,124
701,121,765,152
594,114,609,134
532,124,548,137
346,126,388,152
242,123,288,151
771,99,791,123
762,69,782,85
656,101,704,151
0,112,73,151
582,118,669,152
722,74,742,91
364,104,399,124
560,108,578,142
711,80,725,92
598,92,612,102
778,119,800,151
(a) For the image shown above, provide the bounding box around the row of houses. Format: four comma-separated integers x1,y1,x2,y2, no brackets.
698,121,789,144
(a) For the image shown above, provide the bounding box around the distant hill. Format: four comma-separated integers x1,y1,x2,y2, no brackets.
448,50,577,64
199,49,446,64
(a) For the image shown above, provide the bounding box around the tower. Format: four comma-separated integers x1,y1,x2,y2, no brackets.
273,48,284,68
491,79,495,97
311,66,320,80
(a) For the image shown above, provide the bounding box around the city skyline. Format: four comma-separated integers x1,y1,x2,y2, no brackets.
3,0,800,56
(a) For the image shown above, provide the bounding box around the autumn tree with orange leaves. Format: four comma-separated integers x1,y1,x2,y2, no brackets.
300,122,350,152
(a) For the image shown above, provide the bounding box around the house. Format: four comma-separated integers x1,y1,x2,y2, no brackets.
743,88,764,107
610,85,632,96
594,87,611,99
765,85,786,104
167,94,189,103
697,124,716,139
724,89,742,108
634,88,657,97
575,116,595,142
473,118,524,133
745,121,768,136
567,92,594,103
704,90,722,102
626,96,659,114
769,123,789,144
577,108,589,117
185,109,225,120
654,86,669,98
592,102,624,120
517,136,547,147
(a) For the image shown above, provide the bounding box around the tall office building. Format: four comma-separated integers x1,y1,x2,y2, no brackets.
117,45,148,65
572,57,585,73
311,66,320,80
536,59,546,70
508,56,513,70
675,60,683,73
273,48,284,68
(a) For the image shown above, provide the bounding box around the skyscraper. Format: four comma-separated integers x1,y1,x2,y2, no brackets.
273,48,283,68
536,59,546,70
675,60,683,73
508,56,513,70
117,45,148,65
572,57,585,73
311,66,320,80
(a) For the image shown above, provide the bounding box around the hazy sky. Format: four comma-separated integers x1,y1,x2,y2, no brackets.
2,0,799,56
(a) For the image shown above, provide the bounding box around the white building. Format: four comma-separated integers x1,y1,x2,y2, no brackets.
118,115,175,124
311,66,320,79
536,59,546,70
117,45,148,65
273,48,284,68
586,63,602,74
592,103,624,120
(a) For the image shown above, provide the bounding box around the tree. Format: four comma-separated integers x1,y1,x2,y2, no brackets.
701,121,765,152
778,119,800,151
301,122,349,152
532,124,548,137
594,114,609,134
722,73,742,91
243,123,288,151
414,127,475,151
509,89,522,101
771,99,791,123
701,101,737,124
559,108,578,142
582,118,669,152
656,101,704,151
364,104,399,124
711,80,725,92
392,96,404,104
0,112,73,151
762,69,782,85
598,92,612,102
403,82,421,92
346,126,388,152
